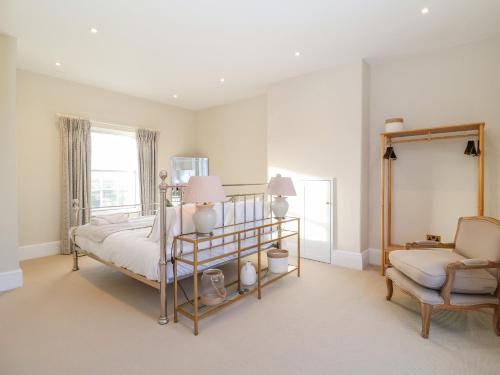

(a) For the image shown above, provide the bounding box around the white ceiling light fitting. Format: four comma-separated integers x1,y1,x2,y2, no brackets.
90,27,98,33
55,61,61,66
173,94,178,99
219,78,225,83
294,51,301,57
421,7,429,14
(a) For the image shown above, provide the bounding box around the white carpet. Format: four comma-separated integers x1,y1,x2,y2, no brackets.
0,255,499,375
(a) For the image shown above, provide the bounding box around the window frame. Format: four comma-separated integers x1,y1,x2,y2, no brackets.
90,125,141,213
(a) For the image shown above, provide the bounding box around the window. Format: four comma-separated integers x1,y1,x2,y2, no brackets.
91,127,140,212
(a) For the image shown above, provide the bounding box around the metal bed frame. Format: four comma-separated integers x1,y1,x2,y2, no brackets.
70,170,271,325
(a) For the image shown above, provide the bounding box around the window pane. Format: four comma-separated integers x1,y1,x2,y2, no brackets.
91,128,140,210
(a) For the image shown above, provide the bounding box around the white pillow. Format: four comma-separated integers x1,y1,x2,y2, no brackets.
172,203,197,235
214,202,235,227
90,213,128,225
106,213,129,224
90,217,109,226
148,206,177,242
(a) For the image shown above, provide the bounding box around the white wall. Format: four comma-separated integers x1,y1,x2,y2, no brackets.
17,70,196,251
368,37,500,250
14,36,500,271
267,61,369,258
195,95,267,185
0,34,21,289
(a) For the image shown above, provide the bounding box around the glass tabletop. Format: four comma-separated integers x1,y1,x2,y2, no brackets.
176,216,299,244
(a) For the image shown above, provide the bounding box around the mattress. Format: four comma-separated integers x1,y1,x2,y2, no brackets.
75,225,273,283
75,198,273,283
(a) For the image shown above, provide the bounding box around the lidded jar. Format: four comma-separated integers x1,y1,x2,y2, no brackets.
201,269,227,306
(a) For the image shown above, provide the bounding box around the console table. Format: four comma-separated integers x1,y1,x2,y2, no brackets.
173,217,300,335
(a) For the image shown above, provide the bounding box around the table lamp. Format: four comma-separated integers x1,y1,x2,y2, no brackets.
267,174,296,219
184,176,226,234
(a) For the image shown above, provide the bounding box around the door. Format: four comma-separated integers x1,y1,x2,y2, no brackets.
302,180,332,263
287,179,334,263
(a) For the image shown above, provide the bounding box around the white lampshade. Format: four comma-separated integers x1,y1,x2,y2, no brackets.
267,174,296,196
184,176,226,203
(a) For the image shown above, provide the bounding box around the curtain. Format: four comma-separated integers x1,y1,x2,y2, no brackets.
136,128,159,215
59,117,91,254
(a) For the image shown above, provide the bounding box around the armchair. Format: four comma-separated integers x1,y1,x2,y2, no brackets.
386,216,500,338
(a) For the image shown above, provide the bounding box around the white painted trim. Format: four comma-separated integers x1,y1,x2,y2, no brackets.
367,248,382,266
361,248,369,269
0,268,23,292
19,241,60,261
332,249,368,270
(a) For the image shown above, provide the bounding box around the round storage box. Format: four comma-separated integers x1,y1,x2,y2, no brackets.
385,118,404,132
267,249,289,273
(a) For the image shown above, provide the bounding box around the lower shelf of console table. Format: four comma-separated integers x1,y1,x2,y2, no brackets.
177,264,298,322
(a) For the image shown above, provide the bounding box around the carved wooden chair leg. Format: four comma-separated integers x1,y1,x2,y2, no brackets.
420,303,432,338
386,278,393,301
494,306,500,336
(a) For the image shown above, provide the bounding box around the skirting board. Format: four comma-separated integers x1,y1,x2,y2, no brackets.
0,268,23,292
332,249,369,270
367,248,382,266
19,241,60,261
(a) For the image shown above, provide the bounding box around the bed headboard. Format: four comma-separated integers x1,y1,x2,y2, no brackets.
71,171,271,234
158,170,271,235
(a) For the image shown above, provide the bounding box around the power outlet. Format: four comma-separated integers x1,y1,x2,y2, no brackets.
426,234,441,242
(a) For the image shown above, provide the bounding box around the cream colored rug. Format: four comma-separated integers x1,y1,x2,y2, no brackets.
1,255,499,375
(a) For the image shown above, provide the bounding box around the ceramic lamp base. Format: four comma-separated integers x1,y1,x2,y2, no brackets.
193,203,217,234
271,196,289,219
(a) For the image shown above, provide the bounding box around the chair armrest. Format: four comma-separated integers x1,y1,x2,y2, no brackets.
405,241,455,250
446,259,500,270
440,260,500,304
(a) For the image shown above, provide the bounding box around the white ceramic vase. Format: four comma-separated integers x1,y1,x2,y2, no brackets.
240,261,257,286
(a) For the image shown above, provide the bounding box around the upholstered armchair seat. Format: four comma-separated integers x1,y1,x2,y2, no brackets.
386,267,499,306
390,249,498,294
385,216,500,338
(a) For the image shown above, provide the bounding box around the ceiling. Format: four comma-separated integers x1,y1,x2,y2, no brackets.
1,0,500,110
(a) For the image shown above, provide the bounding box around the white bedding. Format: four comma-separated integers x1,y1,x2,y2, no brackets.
76,216,155,243
75,198,271,282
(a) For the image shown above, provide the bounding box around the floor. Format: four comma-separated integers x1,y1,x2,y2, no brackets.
1,255,499,375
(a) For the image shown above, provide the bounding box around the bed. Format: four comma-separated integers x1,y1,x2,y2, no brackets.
70,171,274,324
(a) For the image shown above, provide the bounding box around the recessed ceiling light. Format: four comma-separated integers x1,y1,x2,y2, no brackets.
90,27,98,33
421,7,429,14
294,51,301,57
55,61,61,66
219,78,225,83
173,94,178,99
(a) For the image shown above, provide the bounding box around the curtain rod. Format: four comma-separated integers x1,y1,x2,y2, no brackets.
55,112,156,132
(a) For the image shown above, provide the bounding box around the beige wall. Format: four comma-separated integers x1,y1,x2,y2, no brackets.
368,37,500,250
267,62,368,254
17,70,196,248
196,63,370,255
195,95,267,184
0,34,19,274
14,36,500,266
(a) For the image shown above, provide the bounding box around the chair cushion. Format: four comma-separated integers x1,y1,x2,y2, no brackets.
389,249,498,294
386,268,499,306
